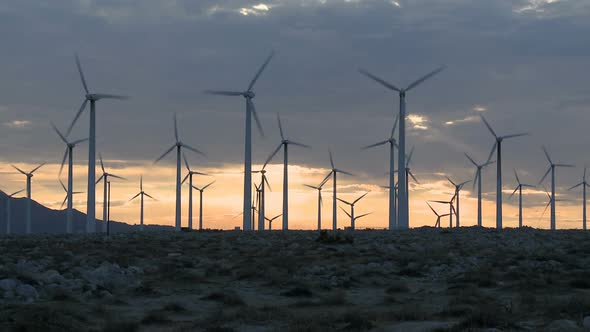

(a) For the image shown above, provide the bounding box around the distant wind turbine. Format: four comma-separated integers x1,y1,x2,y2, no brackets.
568,167,590,230
97,154,126,232
446,177,470,227
540,185,568,223
155,113,205,231
182,154,207,230
430,196,456,228
339,207,372,230
206,51,274,231
426,202,451,228
59,179,83,210
363,115,398,231
52,122,87,233
263,114,310,231
337,192,370,230
360,65,445,229
464,153,494,227
539,146,574,230
480,115,528,229
252,168,271,231
265,214,282,231
304,173,332,231
192,180,215,231
5,189,24,234
130,176,156,231
12,163,45,234
510,169,535,228
66,55,128,233
327,150,353,231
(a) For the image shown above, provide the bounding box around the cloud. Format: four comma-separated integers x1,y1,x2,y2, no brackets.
407,114,429,130
4,120,31,129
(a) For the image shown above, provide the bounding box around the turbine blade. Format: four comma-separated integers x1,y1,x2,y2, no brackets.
319,193,323,207
154,145,176,163
144,192,157,200
406,146,415,166
277,113,284,140
96,174,104,184
446,176,457,187
109,174,126,180
71,138,88,145
336,197,352,205
568,182,583,190
555,164,575,168
9,189,24,197
264,176,272,192
426,202,437,215
11,165,27,175
487,141,497,165
353,191,370,204
263,143,283,170
289,141,311,149
75,54,89,94
362,140,389,150
320,172,332,188
390,115,399,140
304,184,319,190
99,153,106,173
51,122,68,144
510,186,519,198
182,143,206,156
140,175,143,191
541,202,550,218
129,193,141,201
173,113,179,142
248,99,264,137
182,173,190,184
203,180,216,190
248,51,275,91
458,180,471,188
472,169,480,190
479,115,498,139
538,167,551,185
355,212,372,220
339,206,352,218
409,171,419,184
464,153,478,167
94,94,129,100
502,133,528,140
205,90,243,96
358,69,401,92
514,169,521,185
59,179,67,192
329,149,335,169
61,195,68,209
66,99,88,136
335,169,354,177
183,153,191,171
405,65,446,91
30,162,46,174
59,147,69,176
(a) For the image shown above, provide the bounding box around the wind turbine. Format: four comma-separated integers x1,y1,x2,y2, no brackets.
263,114,310,231
339,207,372,230
540,185,568,225
59,179,83,210
66,55,128,233
5,189,24,234
446,177,470,227
304,173,332,231
337,192,370,230
327,150,353,231
480,115,528,229
426,202,451,228
52,122,87,233
12,163,45,234
265,214,282,231
430,196,456,228
510,169,535,228
96,154,126,232
192,180,215,231
362,115,398,231
182,154,207,230
359,65,445,229
465,153,494,227
538,146,574,230
130,176,156,231
404,147,419,216
568,167,590,230
155,113,205,231
252,168,271,231
206,51,274,231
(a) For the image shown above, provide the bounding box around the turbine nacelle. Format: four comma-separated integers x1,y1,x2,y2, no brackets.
244,91,255,99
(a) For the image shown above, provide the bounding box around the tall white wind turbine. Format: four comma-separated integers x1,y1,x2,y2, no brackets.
339,207,372,230
192,180,215,231
446,177,470,227
431,196,456,228
59,179,83,210
465,153,494,227
97,154,126,232
130,176,156,231
327,150,353,231
66,55,128,233
206,52,274,231
362,116,398,230
480,115,528,229
182,154,207,230
304,173,332,231
263,114,310,231
426,202,451,228
265,213,282,231
12,163,45,234
5,189,24,234
568,167,590,230
52,122,87,233
359,66,445,229
510,169,535,228
539,146,574,230
337,192,370,230
155,113,205,231
252,168,271,231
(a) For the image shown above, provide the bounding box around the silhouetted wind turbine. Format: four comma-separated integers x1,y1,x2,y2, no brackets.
339,207,372,230
192,180,215,231
252,167,272,230
206,52,274,231
480,115,528,229
97,154,125,232
263,114,310,231
5,189,24,234
426,202,450,228
431,196,456,228
304,173,332,231
510,169,535,228
130,176,156,231
538,146,574,230
540,185,567,223
52,122,87,233
337,192,370,230
465,153,494,227
360,65,445,229
569,167,590,230
363,115,398,230
12,163,45,234
155,113,205,231
327,150,353,231
66,55,128,233
446,177,470,227
265,213,282,231
182,154,207,230
59,179,83,210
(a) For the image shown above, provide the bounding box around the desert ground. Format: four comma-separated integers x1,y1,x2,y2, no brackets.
0,227,590,331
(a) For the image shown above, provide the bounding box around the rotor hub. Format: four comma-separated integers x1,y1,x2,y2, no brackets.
244,91,255,99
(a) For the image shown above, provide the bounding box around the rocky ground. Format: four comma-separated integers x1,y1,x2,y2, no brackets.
0,227,590,331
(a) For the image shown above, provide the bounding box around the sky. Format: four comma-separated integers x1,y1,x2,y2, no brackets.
1,0,590,230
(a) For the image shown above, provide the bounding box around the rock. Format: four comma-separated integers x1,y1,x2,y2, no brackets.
40,269,65,285
15,284,38,302
0,278,18,292
545,319,578,331
583,316,590,328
